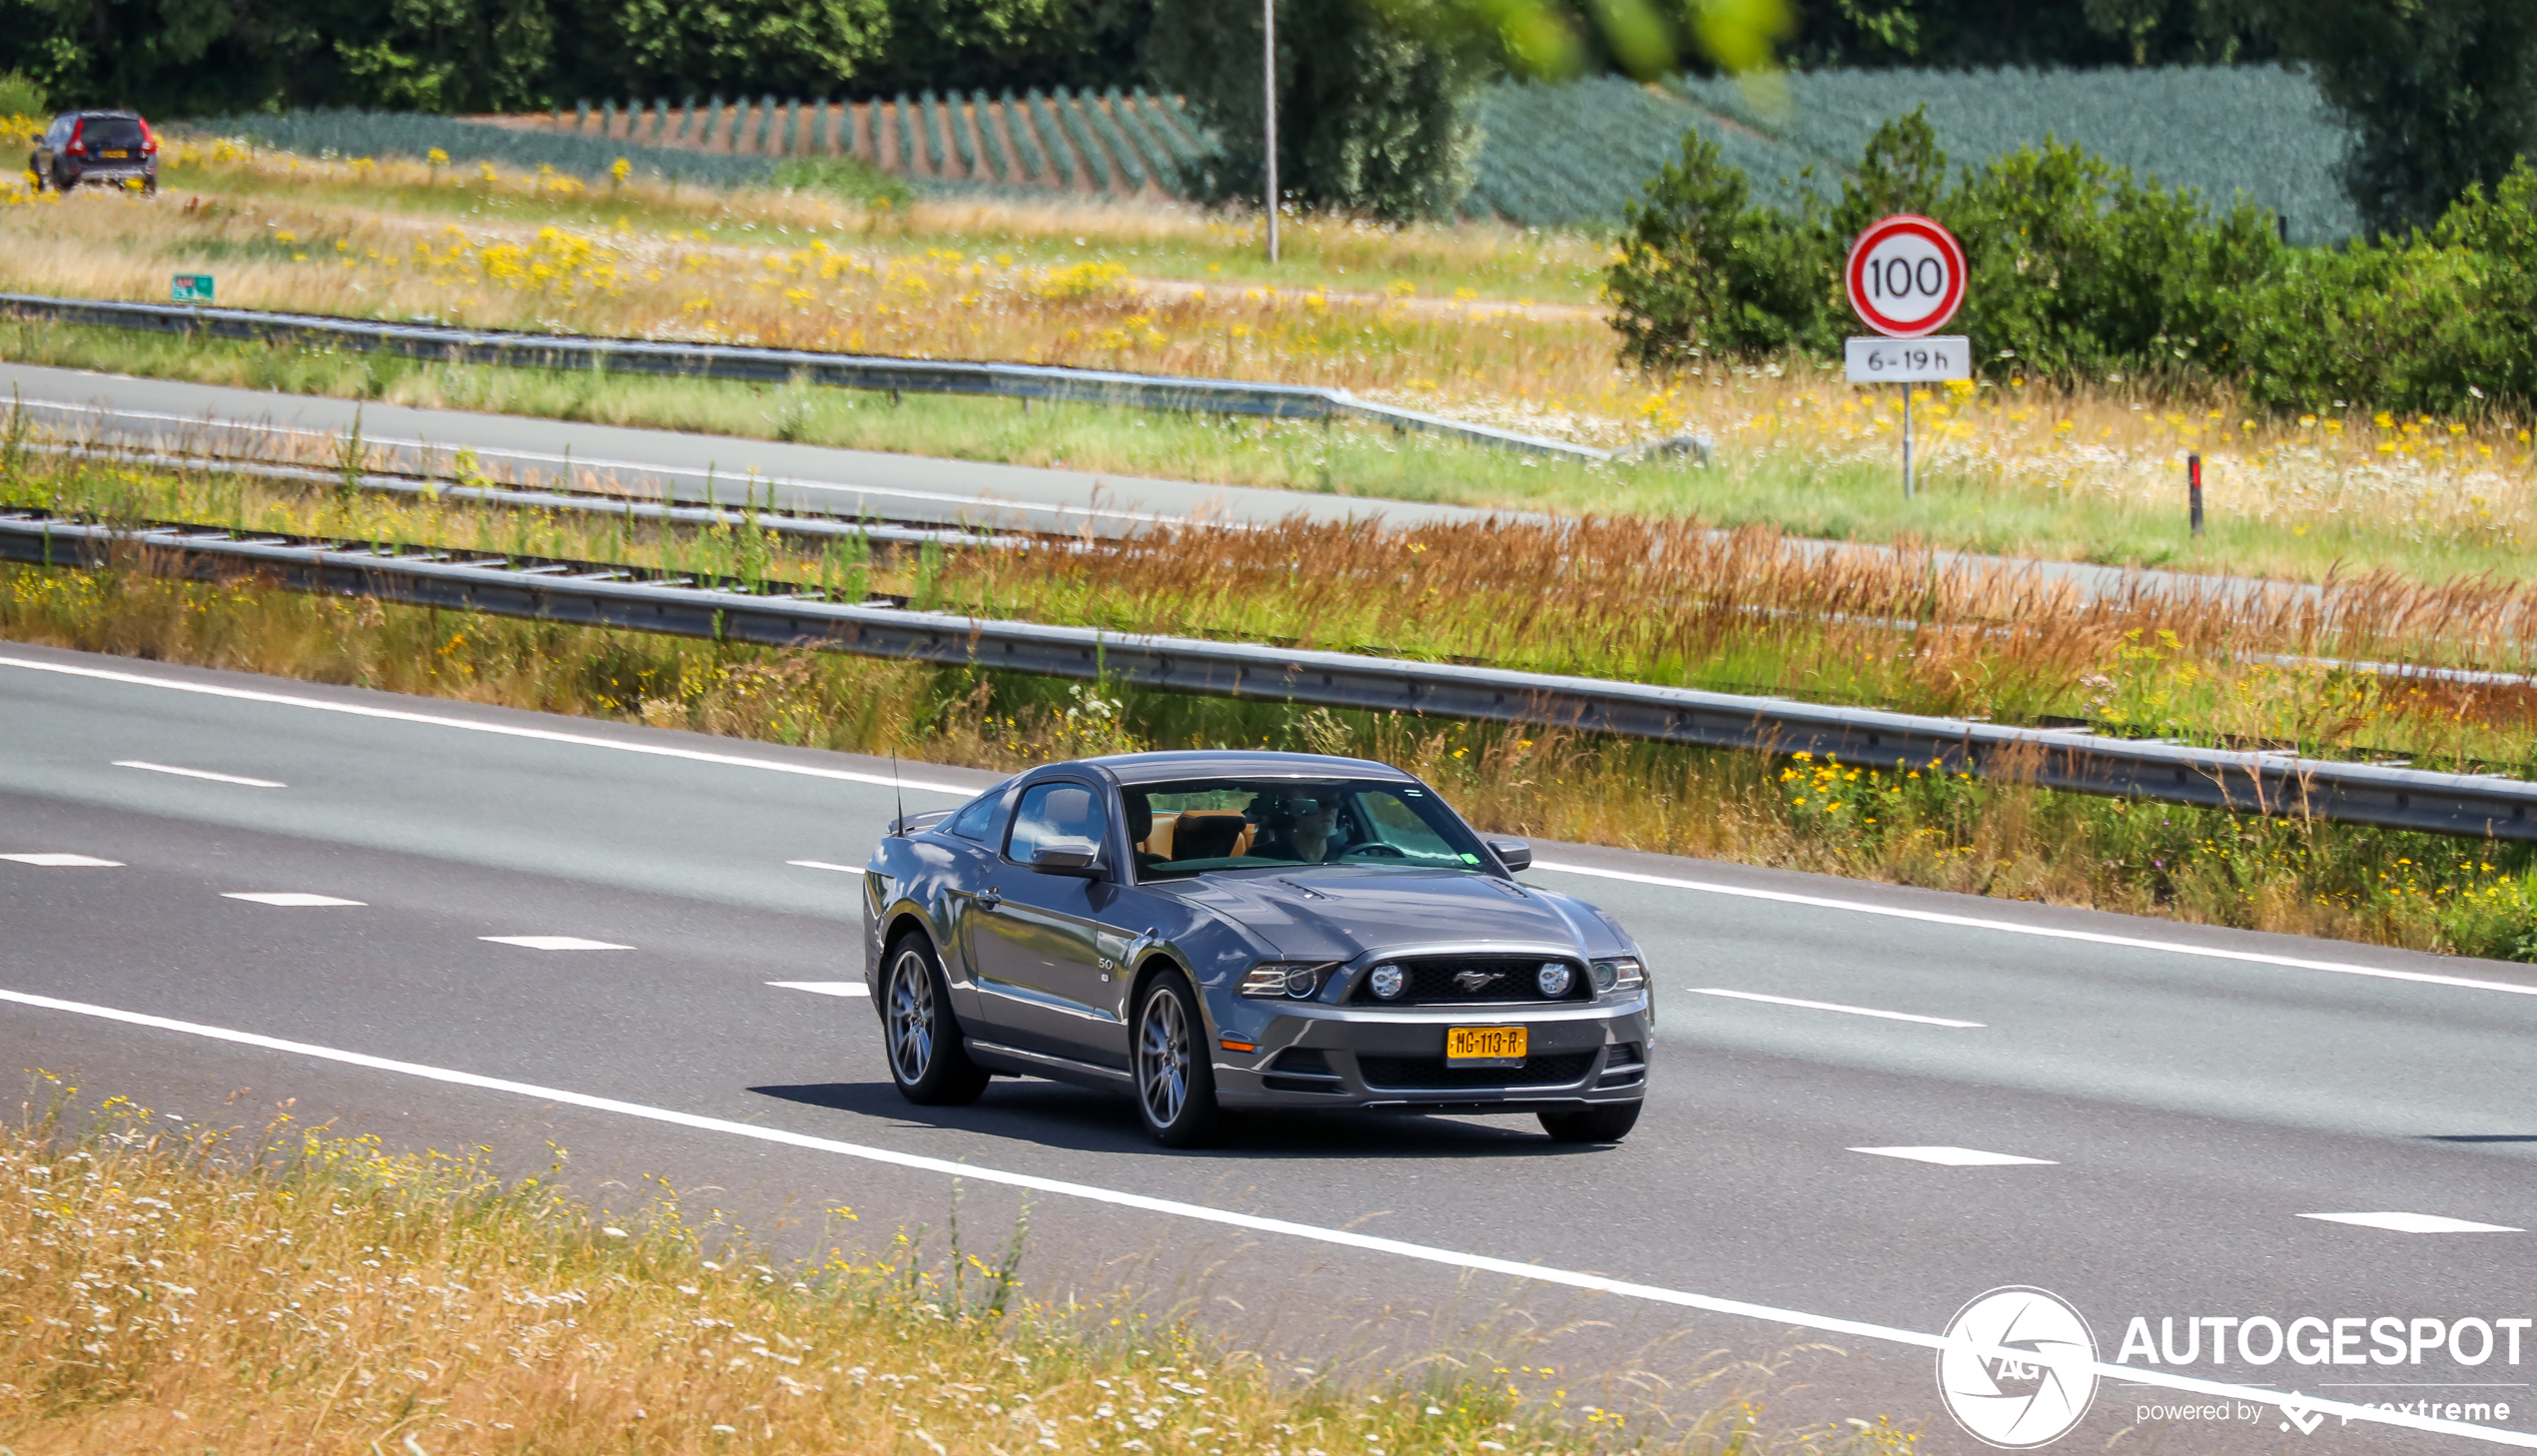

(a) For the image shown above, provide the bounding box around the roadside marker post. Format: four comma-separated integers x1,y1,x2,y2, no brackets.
2188,451,2204,537
1843,215,1969,499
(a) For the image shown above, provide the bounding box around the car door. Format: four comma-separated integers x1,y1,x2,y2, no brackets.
965,777,1140,1067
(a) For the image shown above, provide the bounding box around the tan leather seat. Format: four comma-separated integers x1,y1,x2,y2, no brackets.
1169,811,1253,862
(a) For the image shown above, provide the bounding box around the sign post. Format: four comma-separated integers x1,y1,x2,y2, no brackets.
1843,214,1968,499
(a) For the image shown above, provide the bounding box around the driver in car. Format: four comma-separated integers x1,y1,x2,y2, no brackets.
1252,795,1341,863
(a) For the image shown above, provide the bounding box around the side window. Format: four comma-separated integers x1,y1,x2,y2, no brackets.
946,788,1005,842
1008,781,1107,863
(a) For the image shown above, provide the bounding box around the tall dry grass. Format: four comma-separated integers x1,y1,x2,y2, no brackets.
5,1089,1905,1456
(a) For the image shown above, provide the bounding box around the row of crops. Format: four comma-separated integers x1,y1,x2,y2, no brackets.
522,89,1207,199
192,66,2360,240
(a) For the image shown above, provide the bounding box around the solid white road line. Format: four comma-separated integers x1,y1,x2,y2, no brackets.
768,981,870,997
4,656,976,796
1535,859,2537,999
1851,1145,2058,1167
223,892,366,907
0,985,2521,1450
2,853,124,867
479,936,633,951
1687,987,1984,1028
2299,1211,2521,1234
786,860,865,874
112,759,286,788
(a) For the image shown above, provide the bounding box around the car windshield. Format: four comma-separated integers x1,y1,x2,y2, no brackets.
1126,777,1489,880
86,117,144,149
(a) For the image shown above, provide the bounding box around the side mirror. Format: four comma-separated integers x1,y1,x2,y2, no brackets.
1487,838,1532,873
1030,839,1101,876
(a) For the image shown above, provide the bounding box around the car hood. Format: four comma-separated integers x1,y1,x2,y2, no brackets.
1162,866,1608,961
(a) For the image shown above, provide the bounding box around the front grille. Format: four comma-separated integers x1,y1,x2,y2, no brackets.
1357,1051,1598,1091
1350,956,1590,1006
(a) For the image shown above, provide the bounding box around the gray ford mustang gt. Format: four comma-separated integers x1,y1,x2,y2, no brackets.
861,750,1653,1146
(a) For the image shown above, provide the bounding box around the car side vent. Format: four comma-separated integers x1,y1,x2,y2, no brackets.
1263,1046,1343,1093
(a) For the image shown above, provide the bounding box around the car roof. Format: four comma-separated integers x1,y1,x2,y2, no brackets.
61,110,144,118
1082,749,1414,786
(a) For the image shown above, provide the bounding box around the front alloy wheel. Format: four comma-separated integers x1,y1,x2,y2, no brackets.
881,935,988,1105
1133,974,1231,1147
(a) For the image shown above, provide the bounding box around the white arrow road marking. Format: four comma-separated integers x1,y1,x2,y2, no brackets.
222,892,366,907
0,985,2528,1447
479,936,633,951
1851,1145,2058,1167
768,982,870,998
2299,1211,2521,1234
1686,987,1984,1028
2,853,124,867
113,759,286,788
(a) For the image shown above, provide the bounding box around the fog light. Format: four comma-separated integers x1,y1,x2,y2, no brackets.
1537,962,1574,997
1367,964,1405,1001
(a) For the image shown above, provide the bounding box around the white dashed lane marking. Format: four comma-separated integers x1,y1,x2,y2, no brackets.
786,860,864,874
480,936,634,952
222,892,366,907
1851,1145,2059,1167
3,853,124,867
768,981,870,998
112,760,286,788
2299,1211,2521,1234
1687,987,1985,1028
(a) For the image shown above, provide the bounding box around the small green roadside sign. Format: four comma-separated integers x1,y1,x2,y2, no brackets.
172,274,214,305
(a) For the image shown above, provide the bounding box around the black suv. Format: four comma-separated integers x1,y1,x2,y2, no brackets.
28,111,158,193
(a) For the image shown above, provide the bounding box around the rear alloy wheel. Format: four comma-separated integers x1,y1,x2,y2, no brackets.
1538,1101,1641,1144
1133,973,1232,1147
881,934,989,1105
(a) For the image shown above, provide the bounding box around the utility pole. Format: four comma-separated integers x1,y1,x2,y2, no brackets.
1263,0,1278,263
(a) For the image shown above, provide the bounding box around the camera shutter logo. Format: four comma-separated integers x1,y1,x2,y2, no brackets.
1937,1286,2100,1448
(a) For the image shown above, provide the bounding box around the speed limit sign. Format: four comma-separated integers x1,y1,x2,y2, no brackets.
1846,214,1966,339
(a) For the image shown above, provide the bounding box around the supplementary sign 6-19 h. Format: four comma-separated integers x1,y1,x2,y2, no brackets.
1846,336,1971,383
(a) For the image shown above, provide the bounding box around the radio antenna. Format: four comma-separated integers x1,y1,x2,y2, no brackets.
892,750,906,836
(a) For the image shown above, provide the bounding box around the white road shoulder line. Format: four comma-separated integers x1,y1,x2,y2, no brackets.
768,981,871,998
3,657,975,796
1687,987,1983,1028
480,936,633,951
1851,1145,2057,1167
113,759,286,788
786,860,865,874
2,853,124,867
224,892,366,907
1535,860,2537,998
2300,1211,2521,1234
0,984,2521,1449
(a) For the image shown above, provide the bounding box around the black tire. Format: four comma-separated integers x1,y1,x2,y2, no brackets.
880,933,989,1105
1538,1101,1641,1144
1132,971,1233,1147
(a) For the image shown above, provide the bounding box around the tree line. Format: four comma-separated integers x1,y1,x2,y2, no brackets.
2,0,2529,236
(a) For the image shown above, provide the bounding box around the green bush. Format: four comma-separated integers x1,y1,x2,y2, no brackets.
0,70,43,118
1609,108,2537,416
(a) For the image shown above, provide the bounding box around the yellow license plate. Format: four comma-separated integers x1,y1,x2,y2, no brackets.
1445,1026,1526,1064
101,150,129,159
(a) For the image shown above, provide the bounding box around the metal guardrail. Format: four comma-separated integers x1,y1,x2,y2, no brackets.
4,508,2531,840
1,293,1690,464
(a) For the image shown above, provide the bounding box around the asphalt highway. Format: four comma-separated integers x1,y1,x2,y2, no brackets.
5,640,2532,1453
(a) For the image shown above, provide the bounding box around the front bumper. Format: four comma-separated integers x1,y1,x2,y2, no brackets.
1207,995,1651,1111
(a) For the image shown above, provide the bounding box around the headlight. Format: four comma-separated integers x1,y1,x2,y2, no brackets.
1241,963,1328,999
1591,957,1644,991
1536,962,1574,997
1366,964,1406,1001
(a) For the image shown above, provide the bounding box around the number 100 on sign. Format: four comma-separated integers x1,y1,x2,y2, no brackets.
1846,336,1971,383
